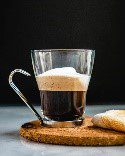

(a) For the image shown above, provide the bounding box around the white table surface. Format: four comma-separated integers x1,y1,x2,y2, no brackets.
0,104,125,156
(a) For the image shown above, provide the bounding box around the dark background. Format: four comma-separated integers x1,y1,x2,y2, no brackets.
1,0,124,104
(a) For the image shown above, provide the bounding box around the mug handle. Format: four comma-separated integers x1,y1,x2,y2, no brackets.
9,69,43,123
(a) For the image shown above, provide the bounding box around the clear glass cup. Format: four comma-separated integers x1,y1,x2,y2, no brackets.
9,49,95,128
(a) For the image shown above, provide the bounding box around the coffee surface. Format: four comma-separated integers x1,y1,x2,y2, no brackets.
36,67,90,91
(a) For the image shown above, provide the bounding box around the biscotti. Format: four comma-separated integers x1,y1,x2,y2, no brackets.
92,110,125,132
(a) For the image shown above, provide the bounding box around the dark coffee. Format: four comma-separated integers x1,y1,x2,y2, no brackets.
40,91,86,121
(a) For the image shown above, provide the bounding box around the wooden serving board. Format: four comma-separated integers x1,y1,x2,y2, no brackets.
20,116,125,146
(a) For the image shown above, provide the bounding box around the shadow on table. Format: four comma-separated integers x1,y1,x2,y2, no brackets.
0,130,19,141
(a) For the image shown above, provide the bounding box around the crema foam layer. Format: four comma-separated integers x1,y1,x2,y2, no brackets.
36,67,90,91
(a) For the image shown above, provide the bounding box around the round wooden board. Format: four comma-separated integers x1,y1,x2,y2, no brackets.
20,116,125,146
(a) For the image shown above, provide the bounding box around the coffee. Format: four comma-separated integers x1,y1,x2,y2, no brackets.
36,67,90,121
40,91,86,121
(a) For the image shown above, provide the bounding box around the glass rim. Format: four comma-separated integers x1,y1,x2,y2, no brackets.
31,49,95,53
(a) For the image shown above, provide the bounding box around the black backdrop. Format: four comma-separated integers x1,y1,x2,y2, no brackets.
1,0,124,104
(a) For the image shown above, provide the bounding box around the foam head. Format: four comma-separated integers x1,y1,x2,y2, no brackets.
36,67,90,91
41,67,76,76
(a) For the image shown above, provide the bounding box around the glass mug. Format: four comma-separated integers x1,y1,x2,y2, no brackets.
9,49,95,128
